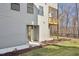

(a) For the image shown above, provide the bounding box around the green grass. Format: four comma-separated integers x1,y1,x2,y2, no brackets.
19,40,79,56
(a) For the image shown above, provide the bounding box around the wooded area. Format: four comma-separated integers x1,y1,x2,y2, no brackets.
58,3,79,38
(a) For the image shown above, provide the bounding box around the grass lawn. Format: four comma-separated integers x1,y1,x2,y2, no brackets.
19,39,79,56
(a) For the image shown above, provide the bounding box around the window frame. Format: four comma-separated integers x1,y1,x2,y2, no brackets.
11,3,20,11
27,3,34,14
38,6,44,16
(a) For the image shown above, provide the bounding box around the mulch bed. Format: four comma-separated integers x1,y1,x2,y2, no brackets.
41,38,71,47
41,38,71,44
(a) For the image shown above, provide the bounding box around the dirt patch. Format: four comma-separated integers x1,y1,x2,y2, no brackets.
40,38,71,47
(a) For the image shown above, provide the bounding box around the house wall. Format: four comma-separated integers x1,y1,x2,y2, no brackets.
35,3,49,42
34,3,57,42
0,3,38,49
0,3,57,53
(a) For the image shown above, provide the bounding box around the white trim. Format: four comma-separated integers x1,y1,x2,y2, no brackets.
29,41,41,47
0,44,29,54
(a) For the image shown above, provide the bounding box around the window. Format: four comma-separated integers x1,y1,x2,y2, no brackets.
27,3,34,14
38,6,44,16
11,3,20,11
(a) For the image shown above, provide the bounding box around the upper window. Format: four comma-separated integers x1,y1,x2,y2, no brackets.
38,6,44,16
27,3,34,14
11,3,20,11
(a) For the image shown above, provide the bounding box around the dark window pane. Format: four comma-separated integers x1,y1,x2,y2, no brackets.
27,3,34,14
38,6,44,16
11,3,20,11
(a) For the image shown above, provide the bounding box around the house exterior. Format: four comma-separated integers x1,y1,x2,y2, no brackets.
48,4,58,37
0,3,57,54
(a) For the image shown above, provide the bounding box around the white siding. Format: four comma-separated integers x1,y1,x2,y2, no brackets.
0,3,38,49
35,3,49,42
0,3,57,52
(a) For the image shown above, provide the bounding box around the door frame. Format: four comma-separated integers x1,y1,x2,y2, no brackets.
26,25,39,42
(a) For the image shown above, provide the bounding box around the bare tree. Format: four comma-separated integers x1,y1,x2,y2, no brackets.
72,16,77,37
63,8,70,37
75,3,79,37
